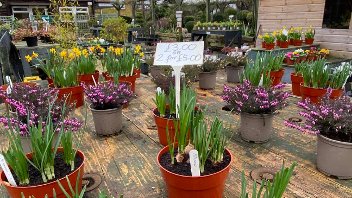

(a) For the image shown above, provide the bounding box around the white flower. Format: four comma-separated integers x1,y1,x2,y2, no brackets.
156,87,162,94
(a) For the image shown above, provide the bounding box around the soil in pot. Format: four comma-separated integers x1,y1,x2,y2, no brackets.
159,150,231,176
199,72,217,90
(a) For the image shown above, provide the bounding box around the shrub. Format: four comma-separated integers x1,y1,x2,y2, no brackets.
224,8,237,19
237,10,250,22
213,13,225,22
101,17,128,42
185,21,195,32
184,16,195,24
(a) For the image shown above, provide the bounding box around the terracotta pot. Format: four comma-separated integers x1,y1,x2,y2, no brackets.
276,40,281,47
289,38,294,45
293,39,303,46
77,70,99,85
0,148,85,198
317,134,352,179
133,68,141,78
290,73,303,96
285,57,295,65
279,41,289,48
102,72,138,92
240,113,274,143
225,66,244,83
261,41,266,48
89,104,122,135
269,69,285,86
47,78,54,84
265,43,275,50
305,38,314,45
306,54,316,62
300,55,307,63
199,71,217,90
56,85,84,108
157,145,232,198
153,108,177,146
300,84,343,103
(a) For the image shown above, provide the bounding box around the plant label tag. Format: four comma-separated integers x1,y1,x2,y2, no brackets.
5,76,13,95
189,149,200,177
0,154,17,186
153,41,204,66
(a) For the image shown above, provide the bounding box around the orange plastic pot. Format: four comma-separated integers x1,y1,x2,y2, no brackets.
289,38,294,45
153,108,177,146
280,41,289,48
261,41,266,48
77,70,99,85
305,38,314,44
0,148,85,198
276,40,281,47
102,72,137,92
300,84,343,103
265,43,275,50
285,57,295,65
133,68,141,78
56,85,84,108
157,145,232,198
293,39,303,46
290,73,303,96
269,69,285,86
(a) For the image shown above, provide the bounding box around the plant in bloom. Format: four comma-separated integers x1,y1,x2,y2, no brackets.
319,48,329,55
222,80,290,114
305,26,315,39
285,89,352,143
0,84,81,136
84,81,134,110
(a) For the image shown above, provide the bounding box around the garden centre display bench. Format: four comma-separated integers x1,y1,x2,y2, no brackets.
191,29,242,48
127,27,159,45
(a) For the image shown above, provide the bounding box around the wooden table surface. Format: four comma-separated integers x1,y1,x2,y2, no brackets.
1,70,352,198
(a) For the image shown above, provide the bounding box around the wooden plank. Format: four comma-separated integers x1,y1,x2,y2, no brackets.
259,4,324,13
259,12,324,20
317,42,352,52
315,34,350,44
260,0,324,7
315,28,352,35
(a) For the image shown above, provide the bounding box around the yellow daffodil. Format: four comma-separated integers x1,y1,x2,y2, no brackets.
108,46,114,52
25,55,32,62
49,48,56,54
60,50,67,58
258,35,263,39
135,45,142,53
31,52,39,58
115,48,123,56
99,47,106,53
139,52,144,58
88,46,95,52
82,49,89,57
68,52,75,60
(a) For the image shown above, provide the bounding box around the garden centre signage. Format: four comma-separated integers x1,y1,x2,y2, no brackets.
154,41,204,117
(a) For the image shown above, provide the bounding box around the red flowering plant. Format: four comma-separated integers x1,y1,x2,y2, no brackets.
84,81,134,110
285,89,352,143
0,84,82,136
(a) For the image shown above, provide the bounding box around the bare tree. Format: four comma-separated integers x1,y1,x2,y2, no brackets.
112,0,125,17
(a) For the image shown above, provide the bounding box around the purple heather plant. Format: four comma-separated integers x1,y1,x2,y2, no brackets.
222,80,290,114
84,81,133,110
285,89,352,143
0,84,81,136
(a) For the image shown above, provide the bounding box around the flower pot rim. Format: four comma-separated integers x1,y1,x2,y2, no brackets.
157,145,232,178
290,72,302,77
89,104,122,112
300,83,342,91
225,65,245,69
240,112,275,117
318,134,352,146
199,71,217,74
77,70,100,77
153,108,178,121
0,148,85,189
270,68,285,72
52,84,83,90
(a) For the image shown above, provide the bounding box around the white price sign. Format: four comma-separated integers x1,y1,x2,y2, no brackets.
153,41,204,66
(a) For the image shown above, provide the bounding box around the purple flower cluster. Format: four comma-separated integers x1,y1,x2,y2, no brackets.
0,84,82,136
222,80,290,114
285,89,352,143
84,81,133,110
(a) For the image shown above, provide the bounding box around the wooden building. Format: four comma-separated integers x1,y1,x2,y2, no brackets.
257,0,352,58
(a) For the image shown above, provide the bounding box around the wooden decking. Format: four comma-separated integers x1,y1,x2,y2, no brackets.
1,70,352,197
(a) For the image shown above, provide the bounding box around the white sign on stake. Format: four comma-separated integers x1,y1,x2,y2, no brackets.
5,76,13,95
0,154,17,186
189,150,201,176
153,41,204,117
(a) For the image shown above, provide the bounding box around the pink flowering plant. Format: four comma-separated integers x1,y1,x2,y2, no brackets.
0,84,81,136
222,80,290,114
285,89,352,143
285,52,299,61
84,81,133,110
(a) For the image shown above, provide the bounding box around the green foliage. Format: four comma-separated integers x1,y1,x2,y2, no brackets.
185,21,195,32
240,162,297,198
329,63,352,89
135,12,145,26
302,59,330,88
267,53,285,71
241,54,272,88
213,13,225,22
52,64,78,88
224,8,237,19
184,16,195,24
238,10,250,22
153,88,167,117
101,17,128,43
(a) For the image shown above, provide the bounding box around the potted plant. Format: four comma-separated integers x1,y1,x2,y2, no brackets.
278,27,289,48
258,34,266,48
101,17,128,44
12,19,39,47
198,57,221,89
304,26,315,44
290,62,305,96
273,30,281,47
222,57,290,142
84,81,133,136
267,53,285,86
262,33,275,50
300,60,350,103
285,91,352,179
319,48,330,59
0,102,84,198
73,47,99,85
290,27,303,46
132,44,145,78
28,49,84,108
0,84,78,153
224,54,247,83
306,47,319,61
157,86,232,197
102,47,139,92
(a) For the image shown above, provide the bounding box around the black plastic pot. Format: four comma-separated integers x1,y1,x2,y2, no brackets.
140,63,149,75
25,36,38,47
